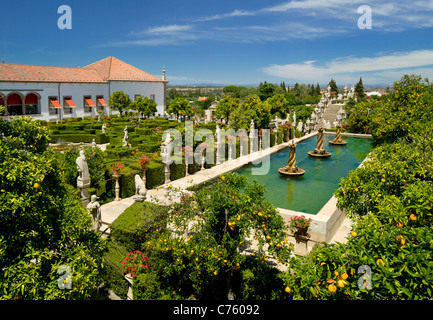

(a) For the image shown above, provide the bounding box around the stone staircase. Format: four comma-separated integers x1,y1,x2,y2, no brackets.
319,103,342,126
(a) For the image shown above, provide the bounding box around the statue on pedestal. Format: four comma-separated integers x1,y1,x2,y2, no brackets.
133,174,147,202
86,195,101,231
161,133,173,183
76,150,91,205
122,126,129,147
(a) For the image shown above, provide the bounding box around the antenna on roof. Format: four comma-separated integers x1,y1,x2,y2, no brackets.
162,66,166,81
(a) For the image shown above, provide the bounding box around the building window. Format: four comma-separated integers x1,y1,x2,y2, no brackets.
96,96,107,112
134,94,141,102
63,96,74,114
83,96,94,113
7,93,24,115
150,94,156,102
24,93,40,115
49,96,60,115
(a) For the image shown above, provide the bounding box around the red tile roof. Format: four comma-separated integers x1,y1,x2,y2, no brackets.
84,56,163,82
0,56,163,83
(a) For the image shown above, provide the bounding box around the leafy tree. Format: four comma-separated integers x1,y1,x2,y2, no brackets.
328,78,339,94
167,98,193,121
266,94,288,119
315,83,321,96
131,96,157,118
355,77,366,101
0,117,105,299
167,88,180,101
257,81,276,101
108,91,131,116
229,94,270,130
223,85,239,98
215,96,240,124
135,173,293,299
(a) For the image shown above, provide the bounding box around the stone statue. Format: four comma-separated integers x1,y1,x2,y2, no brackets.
133,174,147,202
122,126,129,147
249,119,255,136
76,150,90,205
161,133,173,164
297,121,303,133
293,112,296,126
308,126,331,157
76,150,90,187
278,140,305,176
161,133,173,183
92,139,97,148
215,125,221,146
101,123,106,134
86,195,101,231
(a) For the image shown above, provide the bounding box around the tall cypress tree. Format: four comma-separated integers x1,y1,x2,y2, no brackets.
355,77,366,101
328,78,339,94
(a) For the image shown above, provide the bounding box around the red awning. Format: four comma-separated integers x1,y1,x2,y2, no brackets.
97,97,107,106
85,98,95,107
64,98,76,107
50,98,62,108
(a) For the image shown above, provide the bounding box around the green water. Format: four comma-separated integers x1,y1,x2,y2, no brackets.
236,135,372,214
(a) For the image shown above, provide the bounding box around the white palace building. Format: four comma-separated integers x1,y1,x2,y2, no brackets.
0,56,168,121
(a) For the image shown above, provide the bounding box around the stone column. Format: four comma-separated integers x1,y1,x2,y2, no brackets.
164,164,171,184
113,174,121,201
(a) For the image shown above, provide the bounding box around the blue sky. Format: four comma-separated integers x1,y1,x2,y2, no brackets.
1,0,433,87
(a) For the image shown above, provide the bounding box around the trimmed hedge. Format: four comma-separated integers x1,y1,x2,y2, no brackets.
102,241,130,300
110,202,169,252
50,133,109,144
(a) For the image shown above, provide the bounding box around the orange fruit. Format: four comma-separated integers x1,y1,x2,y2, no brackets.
34,183,40,188
381,178,386,182
341,273,349,280
354,188,359,192
337,280,345,288
351,231,357,237
410,214,417,221
285,286,291,293
328,284,337,293
376,259,385,267
396,222,403,228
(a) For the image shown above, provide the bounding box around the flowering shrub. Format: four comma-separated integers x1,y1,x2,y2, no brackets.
182,145,193,155
288,215,312,235
199,142,209,155
121,250,149,278
139,156,150,169
112,162,124,175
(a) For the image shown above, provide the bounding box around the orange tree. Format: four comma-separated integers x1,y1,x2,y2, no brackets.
133,173,293,299
0,117,106,299
370,75,432,145
281,75,433,300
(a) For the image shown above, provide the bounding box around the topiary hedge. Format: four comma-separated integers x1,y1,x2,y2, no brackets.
102,241,130,300
110,202,169,252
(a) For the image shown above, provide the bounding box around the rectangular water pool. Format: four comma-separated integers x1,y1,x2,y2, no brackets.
236,134,372,214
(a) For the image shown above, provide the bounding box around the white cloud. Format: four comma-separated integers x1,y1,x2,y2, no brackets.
130,25,193,36
195,9,256,22
262,49,433,84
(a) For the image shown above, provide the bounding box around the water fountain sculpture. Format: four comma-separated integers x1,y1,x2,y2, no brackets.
308,126,331,158
329,124,347,145
278,140,305,176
